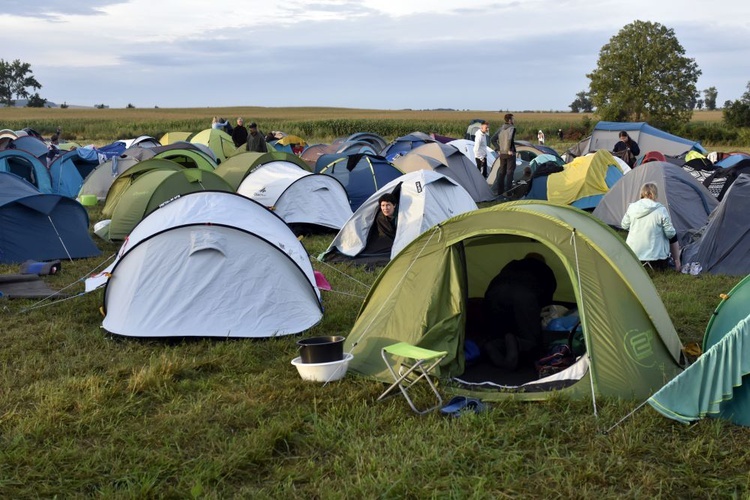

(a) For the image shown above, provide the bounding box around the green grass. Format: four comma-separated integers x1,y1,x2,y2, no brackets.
0,202,748,498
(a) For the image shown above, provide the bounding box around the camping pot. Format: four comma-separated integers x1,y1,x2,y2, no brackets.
297,336,345,364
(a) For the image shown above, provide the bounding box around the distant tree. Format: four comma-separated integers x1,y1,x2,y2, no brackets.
703,86,718,110
695,99,703,110
60,101,69,109
94,103,107,109
26,93,47,108
587,20,701,129
126,103,135,109
723,81,750,128
569,91,593,113
0,59,42,107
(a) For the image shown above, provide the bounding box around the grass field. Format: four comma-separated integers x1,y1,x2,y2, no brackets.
1,199,748,497
0,108,748,496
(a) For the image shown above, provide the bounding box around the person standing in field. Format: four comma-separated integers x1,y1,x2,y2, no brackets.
232,117,248,148
245,122,268,153
490,113,517,197
473,120,490,178
537,129,545,145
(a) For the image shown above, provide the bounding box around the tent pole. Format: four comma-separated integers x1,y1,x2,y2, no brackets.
602,399,650,435
571,228,598,418
48,215,73,261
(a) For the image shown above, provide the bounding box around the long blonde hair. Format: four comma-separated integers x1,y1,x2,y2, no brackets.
640,182,658,200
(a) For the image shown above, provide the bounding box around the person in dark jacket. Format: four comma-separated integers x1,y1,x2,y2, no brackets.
231,117,248,148
365,192,398,255
483,252,557,370
245,122,268,153
613,131,640,167
490,113,517,197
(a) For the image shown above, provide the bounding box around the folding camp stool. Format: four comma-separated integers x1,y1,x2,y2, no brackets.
377,342,447,414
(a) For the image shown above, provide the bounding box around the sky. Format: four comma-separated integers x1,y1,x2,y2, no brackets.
2,0,748,111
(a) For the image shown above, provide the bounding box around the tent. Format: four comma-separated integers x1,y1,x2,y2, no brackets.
316,153,403,211
344,132,387,152
380,132,436,161
214,151,312,190
393,142,496,202
681,174,750,276
48,148,101,198
236,158,352,232
701,158,750,201
573,122,706,161
159,131,193,145
322,170,477,264
78,155,140,201
300,144,337,170
447,139,498,168
152,147,217,171
0,149,52,193
525,150,624,210
593,161,718,245
93,191,322,338
9,135,50,161
515,140,563,164
108,168,233,241
648,275,750,426
190,128,237,164
345,201,684,401
102,158,185,217
0,172,100,264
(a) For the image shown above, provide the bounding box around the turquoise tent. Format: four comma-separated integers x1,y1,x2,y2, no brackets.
648,275,750,426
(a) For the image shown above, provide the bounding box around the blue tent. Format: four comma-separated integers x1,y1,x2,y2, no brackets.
0,149,52,193
48,148,101,198
380,132,436,162
317,154,403,211
0,172,100,264
589,122,706,158
10,135,50,161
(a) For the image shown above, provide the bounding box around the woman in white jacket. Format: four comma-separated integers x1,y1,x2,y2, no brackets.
621,183,681,270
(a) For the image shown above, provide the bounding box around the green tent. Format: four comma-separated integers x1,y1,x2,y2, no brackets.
102,159,186,217
214,151,312,190
345,201,685,401
648,275,750,426
108,169,233,241
190,128,237,164
153,148,217,171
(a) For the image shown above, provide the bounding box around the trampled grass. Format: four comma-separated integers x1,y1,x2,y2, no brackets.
1,200,748,498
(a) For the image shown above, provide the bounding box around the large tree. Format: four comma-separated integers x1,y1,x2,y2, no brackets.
569,91,593,113
703,86,718,111
587,20,701,129
0,59,42,107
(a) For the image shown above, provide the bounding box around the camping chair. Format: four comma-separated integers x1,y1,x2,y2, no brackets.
377,342,447,414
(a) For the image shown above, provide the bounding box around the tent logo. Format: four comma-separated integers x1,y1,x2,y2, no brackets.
254,187,267,197
415,181,423,193
624,329,655,367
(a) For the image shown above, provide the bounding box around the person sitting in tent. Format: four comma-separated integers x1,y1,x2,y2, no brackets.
364,192,398,256
613,131,640,167
483,252,557,370
621,183,681,271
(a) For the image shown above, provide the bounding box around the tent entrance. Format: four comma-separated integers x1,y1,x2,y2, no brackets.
455,233,587,391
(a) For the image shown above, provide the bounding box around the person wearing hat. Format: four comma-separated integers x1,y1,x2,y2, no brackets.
245,122,267,153
232,117,249,148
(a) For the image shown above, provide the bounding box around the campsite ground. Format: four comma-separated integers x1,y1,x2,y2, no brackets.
1,108,748,497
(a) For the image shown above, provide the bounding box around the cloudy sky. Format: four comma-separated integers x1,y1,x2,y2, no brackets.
2,0,748,110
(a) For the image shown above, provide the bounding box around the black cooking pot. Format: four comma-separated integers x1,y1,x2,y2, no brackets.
297,336,345,364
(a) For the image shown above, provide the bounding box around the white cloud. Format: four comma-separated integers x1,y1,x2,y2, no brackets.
1,0,748,109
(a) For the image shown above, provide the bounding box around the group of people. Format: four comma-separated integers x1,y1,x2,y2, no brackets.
212,117,268,152
472,113,518,198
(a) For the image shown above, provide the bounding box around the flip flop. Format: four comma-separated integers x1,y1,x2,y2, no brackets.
440,396,487,416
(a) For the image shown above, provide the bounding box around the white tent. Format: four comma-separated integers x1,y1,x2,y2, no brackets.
237,160,352,231
322,170,477,263
89,191,322,338
447,139,498,166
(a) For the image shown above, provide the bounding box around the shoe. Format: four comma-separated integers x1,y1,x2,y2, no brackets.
440,396,487,416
